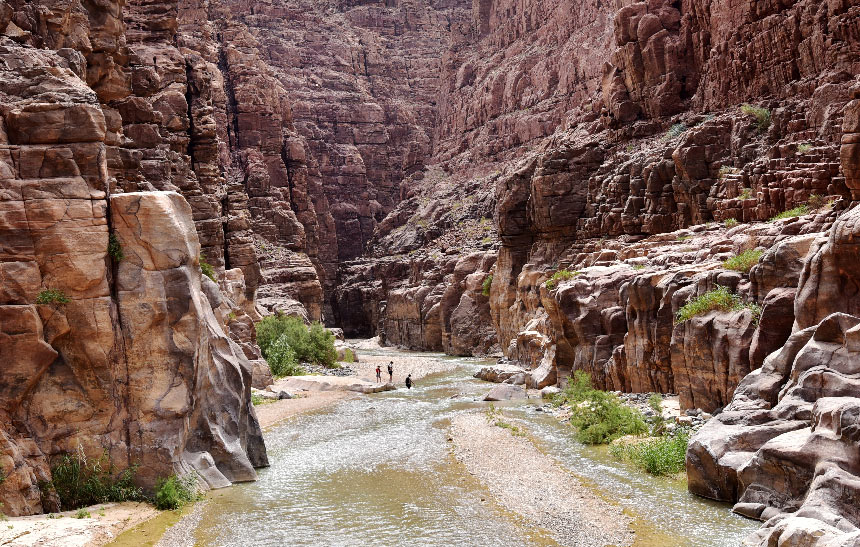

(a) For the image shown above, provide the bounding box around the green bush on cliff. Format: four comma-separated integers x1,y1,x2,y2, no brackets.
722,249,763,273
740,103,771,131
256,315,337,370
610,429,690,476
482,274,493,296
107,233,124,262
675,285,761,325
154,474,197,511
45,449,144,511
199,255,216,281
36,289,70,306
545,269,578,290
555,372,647,445
770,205,809,221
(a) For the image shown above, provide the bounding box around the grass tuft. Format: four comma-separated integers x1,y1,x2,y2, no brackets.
545,269,579,290
107,234,124,262
770,205,809,221
36,289,70,306
665,123,687,139
482,274,493,297
740,104,771,131
675,285,761,324
722,249,763,273
44,448,144,511
199,255,216,281
610,430,690,476
724,218,739,228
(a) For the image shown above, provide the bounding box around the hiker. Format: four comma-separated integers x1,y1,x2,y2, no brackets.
405,374,412,390
387,361,393,383
375,365,381,382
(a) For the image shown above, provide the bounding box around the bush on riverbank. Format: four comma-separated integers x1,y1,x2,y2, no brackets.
554,372,648,444
610,430,690,476
154,474,198,511
255,315,337,372
44,448,145,510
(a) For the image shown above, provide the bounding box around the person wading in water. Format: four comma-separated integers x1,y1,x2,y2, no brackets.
405,374,413,389
375,365,381,382
387,361,393,383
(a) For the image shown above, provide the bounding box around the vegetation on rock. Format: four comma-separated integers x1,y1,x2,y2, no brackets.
722,249,763,273
675,285,761,324
545,269,578,290
724,218,739,228
482,274,493,296
199,255,216,281
36,289,70,305
770,205,810,221
107,233,124,261
741,103,771,131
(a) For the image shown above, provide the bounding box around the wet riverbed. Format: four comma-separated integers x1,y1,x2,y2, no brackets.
192,349,756,546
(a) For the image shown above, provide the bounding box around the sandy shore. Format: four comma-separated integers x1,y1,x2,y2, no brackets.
254,390,354,429
451,412,634,547
0,502,158,547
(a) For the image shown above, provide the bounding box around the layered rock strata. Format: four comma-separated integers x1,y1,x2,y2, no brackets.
688,205,860,546
0,41,265,516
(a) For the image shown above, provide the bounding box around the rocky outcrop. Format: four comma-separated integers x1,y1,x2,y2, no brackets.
688,205,860,546
0,40,265,515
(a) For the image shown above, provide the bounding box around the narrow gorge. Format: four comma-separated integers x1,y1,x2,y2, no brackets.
2,0,860,545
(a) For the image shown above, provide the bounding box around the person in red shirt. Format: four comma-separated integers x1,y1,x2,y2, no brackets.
375,365,381,382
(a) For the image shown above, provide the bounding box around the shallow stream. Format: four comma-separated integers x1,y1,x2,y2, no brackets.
192,349,756,546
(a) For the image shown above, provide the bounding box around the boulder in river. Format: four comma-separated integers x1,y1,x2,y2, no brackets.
483,384,527,401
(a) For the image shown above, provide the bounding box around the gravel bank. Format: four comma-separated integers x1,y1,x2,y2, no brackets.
451,412,634,547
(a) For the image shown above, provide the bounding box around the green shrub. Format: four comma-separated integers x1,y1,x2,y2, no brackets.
482,274,493,297
724,218,739,228
648,394,663,416
154,474,197,511
199,255,216,281
675,285,761,324
342,348,355,363
738,188,753,200
556,372,647,445
107,233,124,261
740,103,771,131
75,508,91,519
797,143,812,154
632,264,646,271
545,269,578,290
267,335,305,377
36,289,70,306
251,393,274,406
46,450,144,511
665,123,687,139
610,430,690,476
770,205,809,221
676,234,691,241
255,315,337,368
722,249,763,273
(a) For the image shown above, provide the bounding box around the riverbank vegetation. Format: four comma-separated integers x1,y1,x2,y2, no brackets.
255,315,338,376
552,372,647,444
41,447,199,514
551,372,690,476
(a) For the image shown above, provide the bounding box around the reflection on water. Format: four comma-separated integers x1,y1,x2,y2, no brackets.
193,350,757,546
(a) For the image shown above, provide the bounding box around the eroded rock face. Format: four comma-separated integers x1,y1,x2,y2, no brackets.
0,40,265,515
688,205,860,546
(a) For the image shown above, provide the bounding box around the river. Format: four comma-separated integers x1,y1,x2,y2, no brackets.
191,348,756,546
